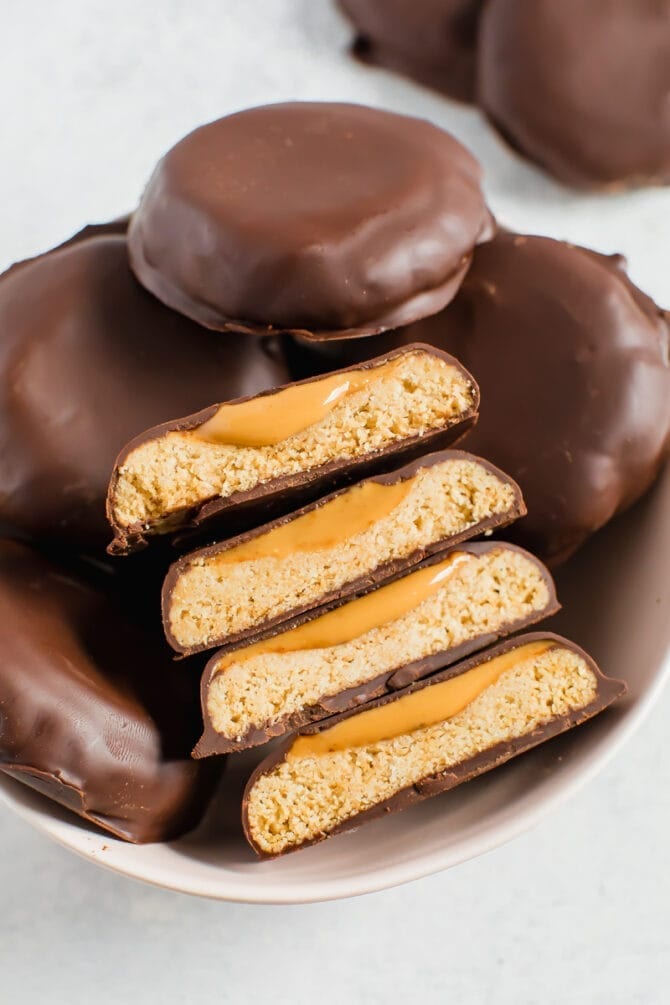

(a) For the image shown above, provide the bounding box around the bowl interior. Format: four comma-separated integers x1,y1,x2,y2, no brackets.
1,463,669,903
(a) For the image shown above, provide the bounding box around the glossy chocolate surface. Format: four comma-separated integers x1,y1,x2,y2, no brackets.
339,0,483,103
128,102,493,337
0,539,216,843
478,0,670,188
436,235,670,560
296,233,670,562
0,232,289,549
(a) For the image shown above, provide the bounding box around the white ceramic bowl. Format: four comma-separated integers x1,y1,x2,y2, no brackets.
1,464,669,903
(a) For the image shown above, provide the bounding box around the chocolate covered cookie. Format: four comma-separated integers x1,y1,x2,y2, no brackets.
128,102,493,337
0,539,217,843
478,0,670,188
339,0,483,102
435,234,670,561
299,234,670,562
0,233,289,549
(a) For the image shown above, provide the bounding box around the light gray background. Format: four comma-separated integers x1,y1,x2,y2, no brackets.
1,3,669,1002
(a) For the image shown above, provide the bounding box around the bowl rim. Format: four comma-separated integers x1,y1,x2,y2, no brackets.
1,647,668,905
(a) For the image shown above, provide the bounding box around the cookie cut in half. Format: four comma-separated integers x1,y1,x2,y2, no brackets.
194,541,557,756
107,344,479,554
164,451,525,656
242,632,625,857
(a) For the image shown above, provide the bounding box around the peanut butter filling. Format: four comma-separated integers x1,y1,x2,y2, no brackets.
213,478,412,565
193,357,406,446
214,551,471,673
287,641,554,759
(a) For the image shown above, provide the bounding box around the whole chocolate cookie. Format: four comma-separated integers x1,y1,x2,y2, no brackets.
128,102,493,338
478,0,670,188
293,233,670,561
424,234,670,560
338,0,484,102
0,539,217,843
0,233,289,549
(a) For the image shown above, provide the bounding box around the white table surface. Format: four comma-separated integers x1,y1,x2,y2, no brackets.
1,2,669,1001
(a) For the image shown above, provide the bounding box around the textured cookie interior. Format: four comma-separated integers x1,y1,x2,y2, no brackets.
206,546,550,743
246,646,598,855
169,457,517,652
110,351,475,534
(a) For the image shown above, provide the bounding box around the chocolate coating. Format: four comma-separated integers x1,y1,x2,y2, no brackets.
301,234,670,562
0,233,289,549
436,235,670,561
339,0,483,103
195,538,558,758
242,631,626,857
478,0,670,188
128,102,493,338
0,539,217,843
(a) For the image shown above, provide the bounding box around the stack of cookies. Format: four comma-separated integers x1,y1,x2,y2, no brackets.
1,101,668,856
